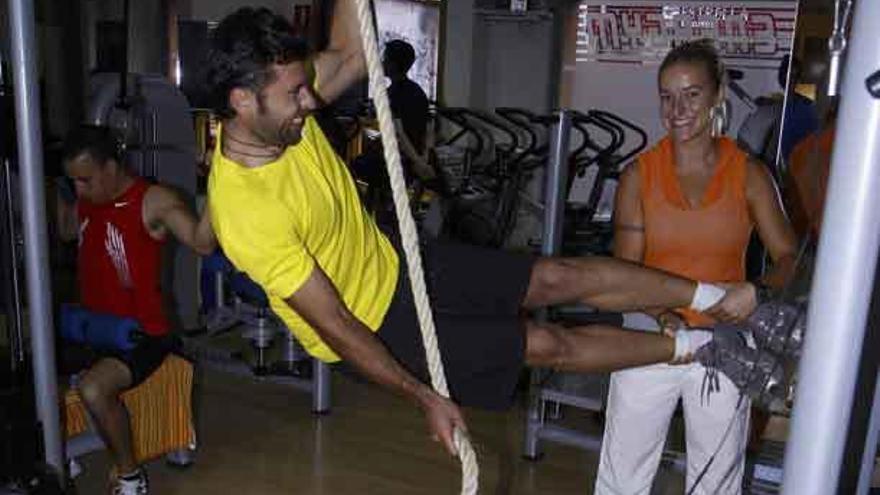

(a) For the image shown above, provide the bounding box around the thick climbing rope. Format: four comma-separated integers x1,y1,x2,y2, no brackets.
351,1,479,493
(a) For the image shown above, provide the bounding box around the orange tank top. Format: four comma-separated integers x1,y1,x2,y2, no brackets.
638,136,753,326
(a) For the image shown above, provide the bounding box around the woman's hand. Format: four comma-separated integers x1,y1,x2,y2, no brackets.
657,311,686,337
705,282,758,322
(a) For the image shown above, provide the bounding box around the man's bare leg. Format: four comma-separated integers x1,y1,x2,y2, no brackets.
523,257,698,312
524,320,677,372
77,358,138,474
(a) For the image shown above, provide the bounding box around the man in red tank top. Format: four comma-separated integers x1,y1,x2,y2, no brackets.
56,125,215,494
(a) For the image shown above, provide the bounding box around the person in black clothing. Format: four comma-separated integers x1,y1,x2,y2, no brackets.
352,39,434,213
383,39,431,165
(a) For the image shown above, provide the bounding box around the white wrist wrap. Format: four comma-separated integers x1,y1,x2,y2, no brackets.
673,329,713,361
690,282,726,312
674,330,690,361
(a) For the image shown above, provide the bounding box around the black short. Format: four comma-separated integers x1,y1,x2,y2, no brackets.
377,239,536,410
59,335,175,388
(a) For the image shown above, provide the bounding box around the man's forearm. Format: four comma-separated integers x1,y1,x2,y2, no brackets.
288,269,441,414
316,308,435,409
395,121,435,181
315,0,366,104
316,52,366,106
192,206,216,254
56,196,78,242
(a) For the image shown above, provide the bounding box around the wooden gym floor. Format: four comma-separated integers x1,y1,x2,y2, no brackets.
70,367,687,494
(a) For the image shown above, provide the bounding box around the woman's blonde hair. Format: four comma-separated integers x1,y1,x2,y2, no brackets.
658,39,725,94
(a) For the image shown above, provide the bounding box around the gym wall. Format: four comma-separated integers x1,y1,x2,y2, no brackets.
441,0,564,112
558,0,798,144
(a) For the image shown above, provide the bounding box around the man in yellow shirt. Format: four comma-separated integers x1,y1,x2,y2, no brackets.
205,4,759,456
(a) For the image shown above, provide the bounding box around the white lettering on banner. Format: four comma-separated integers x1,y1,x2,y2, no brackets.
576,1,797,67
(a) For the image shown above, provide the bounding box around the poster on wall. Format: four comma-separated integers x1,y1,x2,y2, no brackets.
374,0,441,100
576,0,797,67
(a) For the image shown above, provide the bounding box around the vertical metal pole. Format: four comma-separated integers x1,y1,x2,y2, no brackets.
524,110,573,459
541,110,572,256
120,0,130,101
7,0,64,473
214,271,224,311
782,1,880,493
2,159,26,367
772,0,802,177
312,360,331,414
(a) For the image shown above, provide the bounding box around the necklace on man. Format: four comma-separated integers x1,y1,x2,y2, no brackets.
222,131,282,159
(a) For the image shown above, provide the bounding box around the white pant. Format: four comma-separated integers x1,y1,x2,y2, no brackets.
594,363,750,495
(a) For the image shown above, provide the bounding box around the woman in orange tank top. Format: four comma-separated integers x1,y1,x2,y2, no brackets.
594,41,798,495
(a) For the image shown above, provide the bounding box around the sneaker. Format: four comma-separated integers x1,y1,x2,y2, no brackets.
111,468,149,495
695,323,787,410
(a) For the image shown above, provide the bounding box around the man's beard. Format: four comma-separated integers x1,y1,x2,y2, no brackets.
277,120,303,146
256,97,304,147
253,118,303,148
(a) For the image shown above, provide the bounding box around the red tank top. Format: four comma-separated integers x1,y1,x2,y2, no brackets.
77,178,169,336
638,136,753,326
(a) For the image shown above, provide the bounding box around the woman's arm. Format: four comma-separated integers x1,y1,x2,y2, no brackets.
612,163,645,263
746,158,799,289
613,163,679,328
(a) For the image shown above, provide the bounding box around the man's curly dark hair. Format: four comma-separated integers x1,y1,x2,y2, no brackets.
204,7,310,119
62,125,125,167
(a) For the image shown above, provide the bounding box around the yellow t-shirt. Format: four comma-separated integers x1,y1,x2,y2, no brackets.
208,117,400,362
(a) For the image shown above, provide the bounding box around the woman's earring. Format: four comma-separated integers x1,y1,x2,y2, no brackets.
710,102,728,137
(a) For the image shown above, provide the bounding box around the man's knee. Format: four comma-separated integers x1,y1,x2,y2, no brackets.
76,373,111,410
524,321,569,368
531,259,572,292
526,258,603,306
76,361,130,409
